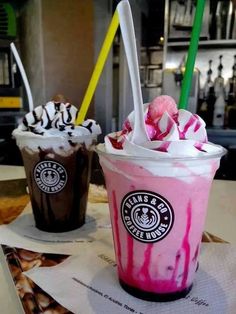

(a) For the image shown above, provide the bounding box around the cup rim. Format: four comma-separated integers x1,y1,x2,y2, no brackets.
95,143,227,162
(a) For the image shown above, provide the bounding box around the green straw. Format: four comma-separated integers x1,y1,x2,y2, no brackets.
178,0,205,109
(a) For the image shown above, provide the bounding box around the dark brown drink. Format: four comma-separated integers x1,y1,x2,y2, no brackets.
20,145,92,232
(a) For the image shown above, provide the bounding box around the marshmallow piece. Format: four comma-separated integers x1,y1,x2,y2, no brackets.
148,95,178,123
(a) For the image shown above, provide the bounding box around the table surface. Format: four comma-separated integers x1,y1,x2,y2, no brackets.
0,166,235,313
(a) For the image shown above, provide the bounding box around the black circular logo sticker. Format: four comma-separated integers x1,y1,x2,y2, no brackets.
34,161,67,194
121,191,174,243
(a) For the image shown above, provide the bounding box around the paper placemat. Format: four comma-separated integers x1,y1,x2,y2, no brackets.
0,202,112,255
24,243,235,314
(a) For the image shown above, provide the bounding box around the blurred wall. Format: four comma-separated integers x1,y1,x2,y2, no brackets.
19,0,94,114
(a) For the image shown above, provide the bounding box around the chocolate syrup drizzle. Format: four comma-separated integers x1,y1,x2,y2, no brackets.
23,102,95,137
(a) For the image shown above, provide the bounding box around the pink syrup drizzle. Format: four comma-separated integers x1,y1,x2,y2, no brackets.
181,201,192,288
154,142,170,152
145,112,157,140
126,235,134,284
171,250,181,282
123,119,132,132
155,116,174,141
108,136,123,149
194,142,207,152
112,190,123,271
138,244,154,282
113,187,193,293
193,116,201,132
194,142,203,150
141,200,192,293
120,201,193,293
179,116,197,139
125,183,138,285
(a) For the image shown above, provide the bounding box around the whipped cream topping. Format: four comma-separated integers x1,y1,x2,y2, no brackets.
104,96,223,158
18,101,101,137
13,101,101,151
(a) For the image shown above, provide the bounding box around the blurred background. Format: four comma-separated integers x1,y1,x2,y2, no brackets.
0,0,236,180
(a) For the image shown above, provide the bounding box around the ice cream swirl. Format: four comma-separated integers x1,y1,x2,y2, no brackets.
105,96,223,158
18,101,101,138
13,101,101,152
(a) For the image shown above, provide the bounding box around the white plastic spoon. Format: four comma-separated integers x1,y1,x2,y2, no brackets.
117,0,149,144
10,43,34,112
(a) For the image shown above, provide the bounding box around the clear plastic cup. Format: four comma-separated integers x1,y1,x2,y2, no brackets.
96,144,226,301
14,132,96,232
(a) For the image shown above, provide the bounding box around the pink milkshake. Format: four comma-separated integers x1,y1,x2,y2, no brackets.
96,95,225,301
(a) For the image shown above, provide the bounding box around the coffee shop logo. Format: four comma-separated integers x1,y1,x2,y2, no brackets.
34,161,67,194
121,191,174,243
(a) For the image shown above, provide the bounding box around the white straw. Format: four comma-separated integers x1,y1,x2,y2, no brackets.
10,42,34,111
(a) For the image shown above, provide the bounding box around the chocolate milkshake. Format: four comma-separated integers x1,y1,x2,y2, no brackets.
13,100,101,232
